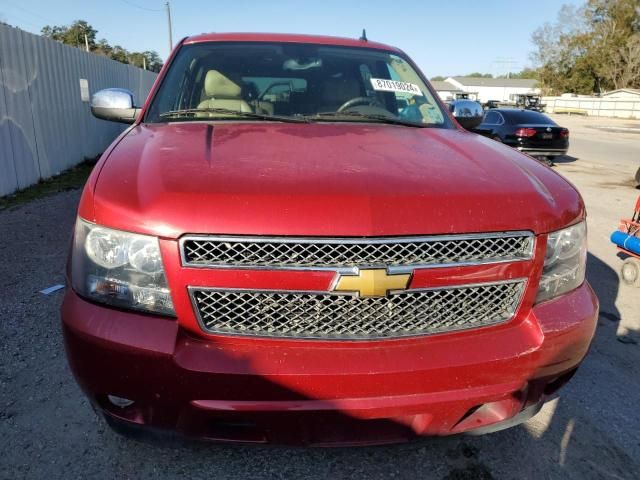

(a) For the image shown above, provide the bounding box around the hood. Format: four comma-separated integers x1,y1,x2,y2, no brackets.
89,122,583,238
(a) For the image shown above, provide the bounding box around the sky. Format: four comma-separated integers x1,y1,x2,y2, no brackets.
0,0,582,77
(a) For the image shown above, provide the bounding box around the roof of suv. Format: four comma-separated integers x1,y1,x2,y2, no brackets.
183,32,401,53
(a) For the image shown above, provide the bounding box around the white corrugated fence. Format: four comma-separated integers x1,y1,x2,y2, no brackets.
542,96,640,119
0,23,158,196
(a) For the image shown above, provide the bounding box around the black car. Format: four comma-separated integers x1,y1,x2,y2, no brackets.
473,109,569,162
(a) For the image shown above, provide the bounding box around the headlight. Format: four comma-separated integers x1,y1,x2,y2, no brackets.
71,218,175,316
536,221,587,303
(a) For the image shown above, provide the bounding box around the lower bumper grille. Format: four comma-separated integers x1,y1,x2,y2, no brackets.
190,281,525,340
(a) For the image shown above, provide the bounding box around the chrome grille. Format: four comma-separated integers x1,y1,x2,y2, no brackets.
190,281,525,340
181,233,534,269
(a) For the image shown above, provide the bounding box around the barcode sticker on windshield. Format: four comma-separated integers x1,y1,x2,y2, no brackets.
370,78,423,96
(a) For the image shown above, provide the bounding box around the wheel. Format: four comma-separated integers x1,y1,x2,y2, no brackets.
621,258,640,287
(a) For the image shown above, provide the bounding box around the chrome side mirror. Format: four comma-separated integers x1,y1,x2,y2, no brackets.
449,100,484,130
90,88,141,124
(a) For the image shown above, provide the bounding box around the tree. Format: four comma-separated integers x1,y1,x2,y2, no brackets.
585,0,640,89
41,20,163,71
463,72,493,78
530,0,640,94
430,75,446,81
42,20,97,49
110,45,129,64
608,33,640,89
144,51,163,72
498,68,538,79
93,38,114,59
128,51,146,69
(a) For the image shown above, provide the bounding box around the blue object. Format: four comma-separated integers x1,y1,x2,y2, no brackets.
611,231,640,255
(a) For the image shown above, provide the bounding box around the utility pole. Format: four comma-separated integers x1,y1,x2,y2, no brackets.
166,2,173,52
84,34,89,52
143,56,147,70
493,57,517,78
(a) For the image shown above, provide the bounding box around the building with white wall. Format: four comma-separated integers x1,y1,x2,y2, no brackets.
442,77,540,103
429,80,464,101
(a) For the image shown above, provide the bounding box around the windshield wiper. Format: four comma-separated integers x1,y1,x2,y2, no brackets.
159,108,309,123
309,112,430,128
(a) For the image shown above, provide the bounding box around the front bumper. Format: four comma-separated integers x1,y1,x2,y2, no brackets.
516,147,568,157
62,282,597,446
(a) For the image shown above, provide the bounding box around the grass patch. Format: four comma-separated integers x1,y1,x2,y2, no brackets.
0,161,96,211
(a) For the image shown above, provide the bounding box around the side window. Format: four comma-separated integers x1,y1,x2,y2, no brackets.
495,113,505,125
483,111,498,125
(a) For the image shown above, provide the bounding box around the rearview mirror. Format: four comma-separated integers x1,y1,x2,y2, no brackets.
91,88,141,124
449,100,484,130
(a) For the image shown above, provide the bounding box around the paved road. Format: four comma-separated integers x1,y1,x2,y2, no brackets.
1,116,639,479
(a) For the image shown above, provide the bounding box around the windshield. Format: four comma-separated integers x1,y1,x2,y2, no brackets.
145,42,448,127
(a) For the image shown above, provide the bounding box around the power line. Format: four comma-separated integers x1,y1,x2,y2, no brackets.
118,0,164,12
117,0,172,53
492,57,518,78
0,0,62,24
0,11,42,30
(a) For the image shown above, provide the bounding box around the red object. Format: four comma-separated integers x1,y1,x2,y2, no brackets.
86,122,583,238
560,128,570,138
185,32,402,52
62,282,597,444
62,33,598,445
515,127,538,138
617,195,640,259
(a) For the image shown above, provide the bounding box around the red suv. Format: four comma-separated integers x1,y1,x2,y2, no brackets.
62,33,598,445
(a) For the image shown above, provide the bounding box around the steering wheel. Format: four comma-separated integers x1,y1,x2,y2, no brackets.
337,96,385,112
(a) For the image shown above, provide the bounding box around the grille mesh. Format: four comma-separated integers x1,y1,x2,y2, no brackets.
191,281,525,339
182,235,533,269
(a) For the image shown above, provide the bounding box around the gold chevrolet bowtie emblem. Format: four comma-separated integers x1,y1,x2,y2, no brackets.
334,269,411,297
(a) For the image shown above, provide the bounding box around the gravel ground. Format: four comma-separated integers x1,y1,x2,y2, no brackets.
1,114,639,479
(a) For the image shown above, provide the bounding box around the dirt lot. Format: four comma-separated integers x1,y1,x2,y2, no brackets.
1,114,639,479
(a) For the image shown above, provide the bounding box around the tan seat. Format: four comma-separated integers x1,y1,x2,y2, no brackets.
197,70,252,115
